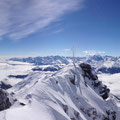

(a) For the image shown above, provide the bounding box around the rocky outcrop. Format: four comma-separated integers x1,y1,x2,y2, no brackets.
0,89,11,111
80,63,98,80
80,63,110,100
8,74,28,79
0,82,12,90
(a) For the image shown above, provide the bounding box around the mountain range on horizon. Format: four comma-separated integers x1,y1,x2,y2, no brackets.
10,55,120,74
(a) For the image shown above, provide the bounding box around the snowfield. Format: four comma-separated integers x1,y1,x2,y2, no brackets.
0,62,120,120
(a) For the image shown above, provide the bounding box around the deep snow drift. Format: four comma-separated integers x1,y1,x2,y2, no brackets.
0,63,119,120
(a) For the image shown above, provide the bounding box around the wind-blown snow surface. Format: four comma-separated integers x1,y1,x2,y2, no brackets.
0,64,119,120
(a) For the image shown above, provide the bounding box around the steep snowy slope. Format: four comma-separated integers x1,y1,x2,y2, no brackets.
0,63,119,120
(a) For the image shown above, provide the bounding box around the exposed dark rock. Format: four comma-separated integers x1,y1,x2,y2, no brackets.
44,67,58,72
80,63,92,71
111,111,116,120
80,63,98,81
84,81,88,87
91,74,98,80
32,66,59,72
103,117,109,120
70,118,76,120
32,67,42,71
74,111,79,118
0,81,12,90
80,107,116,120
10,92,15,96
69,75,75,85
93,81,101,87
106,110,110,116
101,92,109,100
0,89,11,111
112,94,120,101
103,110,116,120
62,104,68,113
80,63,110,100
100,88,110,100
80,107,100,119
13,99,17,102
8,75,28,79
20,102,25,106
56,81,58,84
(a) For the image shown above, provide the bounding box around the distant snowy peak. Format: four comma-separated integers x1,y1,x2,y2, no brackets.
32,65,61,72
85,55,104,62
85,55,120,74
10,56,69,65
10,55,120,74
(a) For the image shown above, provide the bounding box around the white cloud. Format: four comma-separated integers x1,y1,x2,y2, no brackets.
83,50,105,56
64,49,71,51
52,28,64,34
0,0,84,40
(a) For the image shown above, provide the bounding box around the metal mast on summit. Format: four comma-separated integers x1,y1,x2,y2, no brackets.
72,43,82,96
72,44,75,63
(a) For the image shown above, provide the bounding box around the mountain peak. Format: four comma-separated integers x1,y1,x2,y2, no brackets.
1,63,118,120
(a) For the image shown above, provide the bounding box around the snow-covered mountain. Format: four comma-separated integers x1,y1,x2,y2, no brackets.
10,55,120,74
83,55,120,74
0,63,120,120
32,65,61,72
10,56,70,65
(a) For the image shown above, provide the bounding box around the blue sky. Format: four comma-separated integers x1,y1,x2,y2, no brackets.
0,0,120,56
